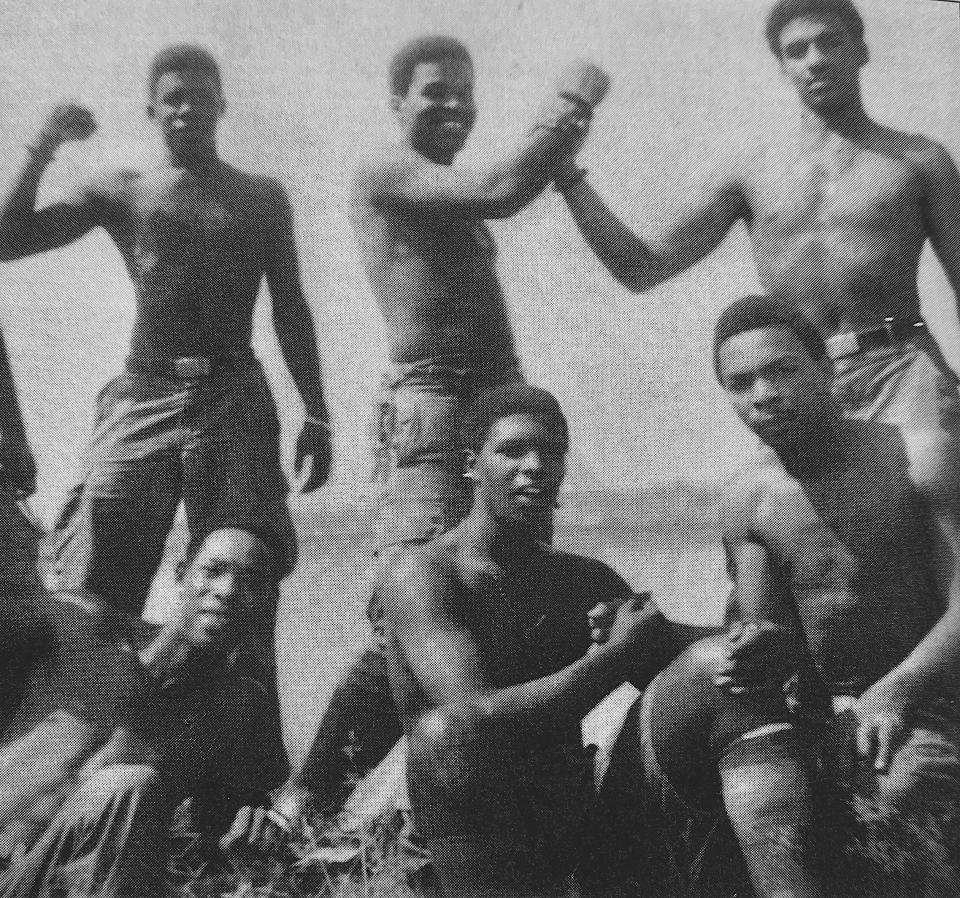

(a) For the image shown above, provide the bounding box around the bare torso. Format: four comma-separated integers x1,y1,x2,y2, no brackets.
385,538,628,745
98,161,281,358
745,122,932,333
351,151,518,371
739,420,942,694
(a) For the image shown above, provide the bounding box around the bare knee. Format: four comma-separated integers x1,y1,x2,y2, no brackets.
408,705,493,794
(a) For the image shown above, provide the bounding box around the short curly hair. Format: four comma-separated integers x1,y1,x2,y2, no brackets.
461,383,569,455
713,295,827,381
389,35,472,97
765,0,865,56
149,44,222,98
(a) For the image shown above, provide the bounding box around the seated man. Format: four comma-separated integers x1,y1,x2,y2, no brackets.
650,294,960,896
0,590,165,898
137,522,290,860
0,522,290,897
379,383,800,898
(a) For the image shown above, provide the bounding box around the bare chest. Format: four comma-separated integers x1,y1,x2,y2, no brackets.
126,171,262,260
757,470,917,592
749,147,924,240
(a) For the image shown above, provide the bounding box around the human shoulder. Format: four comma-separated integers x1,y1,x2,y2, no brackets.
352,139,430,210
869,125,954,179
721,454,781,536
382,539,461,617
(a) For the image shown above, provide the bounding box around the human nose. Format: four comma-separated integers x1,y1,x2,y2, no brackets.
804,43,827,69
751,377,781,409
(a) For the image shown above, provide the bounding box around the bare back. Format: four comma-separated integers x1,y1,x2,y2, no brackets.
746,122,935,332
731,419,943,695
96,161,287,358
351,146,518,370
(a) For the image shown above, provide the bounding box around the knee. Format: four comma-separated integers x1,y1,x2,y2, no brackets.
408,705,496,795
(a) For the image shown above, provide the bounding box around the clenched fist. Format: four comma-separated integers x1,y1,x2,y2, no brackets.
35,103,97,153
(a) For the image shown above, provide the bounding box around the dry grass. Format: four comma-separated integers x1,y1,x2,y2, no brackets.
166,803,418,898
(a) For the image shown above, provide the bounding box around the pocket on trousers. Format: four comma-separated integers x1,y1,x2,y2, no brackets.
388,392,458,468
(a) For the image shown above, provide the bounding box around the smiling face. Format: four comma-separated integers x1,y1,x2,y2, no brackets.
392,57,476,164
179,527,273,654
148,68,224,157
717,326,834,450
467,412,567,529
776,13,866,114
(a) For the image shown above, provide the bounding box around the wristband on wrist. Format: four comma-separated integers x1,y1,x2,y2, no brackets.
303,414,331,430
554,165,587,193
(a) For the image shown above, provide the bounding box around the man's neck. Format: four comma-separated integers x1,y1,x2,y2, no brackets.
799,95,870,142
773,413,848,478
460,511,543,568
162,141,221,173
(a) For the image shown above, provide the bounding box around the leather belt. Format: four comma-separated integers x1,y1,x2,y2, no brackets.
824,317,926,361
126,349,255,379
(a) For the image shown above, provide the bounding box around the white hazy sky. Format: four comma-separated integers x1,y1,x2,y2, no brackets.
0,0,957,520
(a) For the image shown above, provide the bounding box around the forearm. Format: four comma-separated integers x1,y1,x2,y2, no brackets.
883,603,960,699
478,122,579,219
275,298,327,420
454,643,629,731
560,178,662,291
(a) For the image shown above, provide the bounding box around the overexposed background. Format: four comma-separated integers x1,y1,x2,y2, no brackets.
0,0,957,521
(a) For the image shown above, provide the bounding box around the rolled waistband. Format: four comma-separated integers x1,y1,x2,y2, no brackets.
386,357,522,391
125,347,258,379
825,318,926,361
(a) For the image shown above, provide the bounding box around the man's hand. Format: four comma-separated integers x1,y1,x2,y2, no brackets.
36,103,97,153
587,594,642,646
220,788,311,858
537,60,608,152
555,59,610,113
294,419,332,493
603,593,662,659
853,677,917,772
714,621,798,696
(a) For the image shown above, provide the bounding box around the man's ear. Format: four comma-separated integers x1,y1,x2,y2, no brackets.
390,93,403,115
855,41,869,69
463,448,477,480
146,101,156,121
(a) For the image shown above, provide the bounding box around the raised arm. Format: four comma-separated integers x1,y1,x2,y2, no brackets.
264,179,331,492
390,552,660,727
556,154,748,293
0,104,105,262
362,63,607,220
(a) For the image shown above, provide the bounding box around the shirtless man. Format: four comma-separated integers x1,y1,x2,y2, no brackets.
0,44,330,615
558,0,960,454
264,37,609,835
711,294,960,891
378,382,818,898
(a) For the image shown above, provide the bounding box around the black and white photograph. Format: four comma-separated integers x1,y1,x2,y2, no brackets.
0,1,959,895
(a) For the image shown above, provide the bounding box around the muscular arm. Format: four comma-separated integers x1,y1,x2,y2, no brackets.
359,117,583,221
390,552,652,728
0,150,106,262
879,435,960,699
920,141,960,323
558,157,748,292
264,181,328,422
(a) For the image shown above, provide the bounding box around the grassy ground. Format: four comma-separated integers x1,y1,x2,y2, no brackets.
157,490,728,897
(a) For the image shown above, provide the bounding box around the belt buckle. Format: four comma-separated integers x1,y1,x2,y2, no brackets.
173,357,211,378
826,331,861,360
